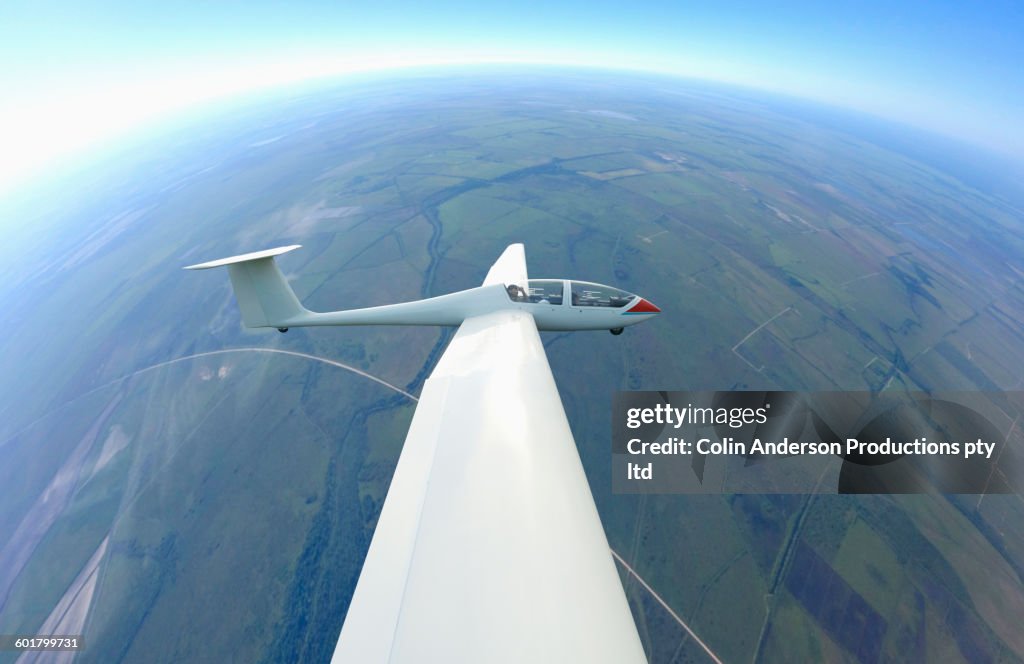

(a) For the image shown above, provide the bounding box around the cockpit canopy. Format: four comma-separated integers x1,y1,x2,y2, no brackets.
569,281,636,308
506,279,637,308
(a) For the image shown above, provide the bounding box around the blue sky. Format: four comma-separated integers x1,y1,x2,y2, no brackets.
1,0,1021,195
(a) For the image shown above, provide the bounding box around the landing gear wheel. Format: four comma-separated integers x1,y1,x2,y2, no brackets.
610,327,624,336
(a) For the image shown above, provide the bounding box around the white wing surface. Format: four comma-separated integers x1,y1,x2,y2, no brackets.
331,306,646,662
482,242,527,289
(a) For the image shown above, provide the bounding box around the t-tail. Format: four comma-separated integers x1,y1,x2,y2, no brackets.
184,246,310,330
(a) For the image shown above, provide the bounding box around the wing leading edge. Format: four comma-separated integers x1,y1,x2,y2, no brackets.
331,307,645,662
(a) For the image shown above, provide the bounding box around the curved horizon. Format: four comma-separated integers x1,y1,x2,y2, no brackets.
1,1,1021,199
3,61,1022,205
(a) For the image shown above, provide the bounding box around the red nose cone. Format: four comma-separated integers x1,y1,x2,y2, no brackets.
628,298,661,314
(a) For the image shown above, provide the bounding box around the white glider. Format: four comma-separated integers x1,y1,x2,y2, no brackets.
185,244,657,662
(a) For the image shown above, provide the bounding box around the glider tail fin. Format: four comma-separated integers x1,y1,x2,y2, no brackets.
184,245,310,328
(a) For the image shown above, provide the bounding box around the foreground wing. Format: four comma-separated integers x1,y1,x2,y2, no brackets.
331,310,645,663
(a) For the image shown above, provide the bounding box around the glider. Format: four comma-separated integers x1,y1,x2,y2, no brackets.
185,243,658,662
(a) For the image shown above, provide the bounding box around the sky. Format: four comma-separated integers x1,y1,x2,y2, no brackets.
1,0,1022,197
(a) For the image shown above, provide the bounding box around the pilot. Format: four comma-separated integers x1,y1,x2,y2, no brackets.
507,284,526,301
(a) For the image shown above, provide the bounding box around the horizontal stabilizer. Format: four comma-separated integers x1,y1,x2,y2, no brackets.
183,245,302,270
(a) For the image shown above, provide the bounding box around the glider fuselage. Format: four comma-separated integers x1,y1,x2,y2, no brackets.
290,280,660,332
184,244,660,333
